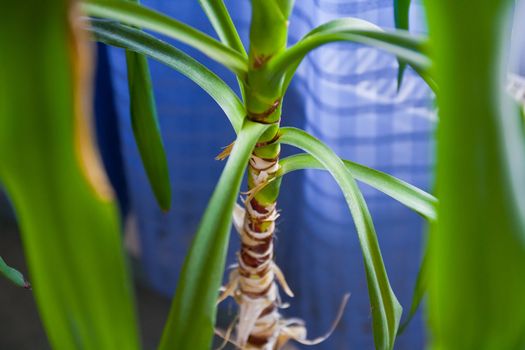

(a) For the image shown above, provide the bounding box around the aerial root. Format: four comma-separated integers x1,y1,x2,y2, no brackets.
217,269,240,305
215,315,240,350
217,262,294,305
217,260,349,347
273,293,350,349
272,263,294,298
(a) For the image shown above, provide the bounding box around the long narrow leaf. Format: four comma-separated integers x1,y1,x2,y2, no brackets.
271,18,432,91
197,0,247,101
280,153,434,334
393,0,411,33
159,120,269,350
397,245,427,335
124,3,171,210
82,0,248,75
279,153,437,221
0,2,139,348
89,19,245,132
0,256,28,288
278,127,402,350
198,0,246,56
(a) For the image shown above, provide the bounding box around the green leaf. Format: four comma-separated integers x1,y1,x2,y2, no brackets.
197,0,247,101
394,0,411,30
0,256,28,288
397,246,427,335
278,127,402,350
82,0,248,75
198,0,246,56
159,120,269,350
279,153,435,335
125,46,171,210
278,153,437,221
425,0,525,348
0,2,139,349
271,18,432,91
393,0,411,90
89,19,245,133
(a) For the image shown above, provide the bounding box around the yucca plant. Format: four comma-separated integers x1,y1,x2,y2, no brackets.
83,1,437,349
1,0,524,349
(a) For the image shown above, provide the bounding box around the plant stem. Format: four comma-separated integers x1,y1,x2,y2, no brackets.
219,1,301,348
239,1,288,347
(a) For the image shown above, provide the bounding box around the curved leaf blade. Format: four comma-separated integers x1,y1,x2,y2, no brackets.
82,0,248,75
279,153,437,221
278,127,402,350
159,120,269,350
0,256,28,288
89,19,245,132
126,50,171,210
275,18,434,92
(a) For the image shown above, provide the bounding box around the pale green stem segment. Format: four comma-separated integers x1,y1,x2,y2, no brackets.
244,0,291,122
89,19,246,132
82,0,248,75
0,256,28,288
124,0,171,210
279,127,402,350
159,120,270,350
278,153,437,222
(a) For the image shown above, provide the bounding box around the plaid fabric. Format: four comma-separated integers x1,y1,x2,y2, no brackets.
283,1,434,349
107,0,435,348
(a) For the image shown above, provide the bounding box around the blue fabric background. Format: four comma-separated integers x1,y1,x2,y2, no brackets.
102,0,435,348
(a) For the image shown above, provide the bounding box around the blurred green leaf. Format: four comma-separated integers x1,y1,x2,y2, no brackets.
126,43,171,210
393,0,411,89
394,0,410,30
0,256,28,288
279,153,437,221
124,0,170,210
279,127,402,350
89,19,245,132
83,0,248,75
159,120,269,350
426,0,525,348
0,1,139,349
